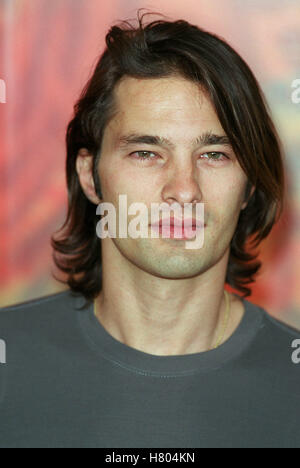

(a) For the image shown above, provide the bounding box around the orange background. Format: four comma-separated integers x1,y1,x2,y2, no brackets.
0,0,300,329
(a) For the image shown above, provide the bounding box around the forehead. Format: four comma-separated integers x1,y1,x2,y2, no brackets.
108,75,223,134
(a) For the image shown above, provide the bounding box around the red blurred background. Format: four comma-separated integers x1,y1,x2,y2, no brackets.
0,0,300,328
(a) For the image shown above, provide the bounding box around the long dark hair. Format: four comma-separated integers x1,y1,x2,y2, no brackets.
51,10,285,307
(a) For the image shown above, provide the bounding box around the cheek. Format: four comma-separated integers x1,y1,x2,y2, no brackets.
205,172,247,205
213,186,245,209
98,156,122,195
205,176,247,227
101,163,151,205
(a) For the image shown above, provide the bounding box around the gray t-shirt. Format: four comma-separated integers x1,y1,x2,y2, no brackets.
0,289,300,448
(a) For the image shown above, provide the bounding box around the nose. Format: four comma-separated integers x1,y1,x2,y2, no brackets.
161,161,203,207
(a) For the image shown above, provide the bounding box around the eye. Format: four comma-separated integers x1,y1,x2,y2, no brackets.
200,152,228,162
129,150,229,163
130,151,158,161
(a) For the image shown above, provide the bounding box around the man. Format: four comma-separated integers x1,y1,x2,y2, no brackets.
1,11,300,448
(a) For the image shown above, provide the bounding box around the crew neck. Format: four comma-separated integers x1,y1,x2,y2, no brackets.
76,293,265,377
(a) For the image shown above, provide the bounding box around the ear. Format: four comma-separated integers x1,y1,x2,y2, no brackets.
76,148,102,204
241,184,256,211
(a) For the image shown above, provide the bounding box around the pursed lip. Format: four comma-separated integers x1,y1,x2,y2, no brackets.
150,217,205,228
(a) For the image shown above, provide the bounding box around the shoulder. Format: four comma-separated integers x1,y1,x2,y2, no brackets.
261,308,300,361
0,289,73,315
232,292,300,340
0,290,69,311
0,289,92,367
0,289,89,335
257,303,300,340
239,296,300,377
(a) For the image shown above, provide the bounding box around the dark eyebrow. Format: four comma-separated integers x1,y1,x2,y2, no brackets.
117,131,232,150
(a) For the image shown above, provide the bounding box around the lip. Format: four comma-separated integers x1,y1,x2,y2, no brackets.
150,217,205,228
150,217,205,240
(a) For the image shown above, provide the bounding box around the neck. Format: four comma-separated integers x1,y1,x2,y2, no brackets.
94,241,237,356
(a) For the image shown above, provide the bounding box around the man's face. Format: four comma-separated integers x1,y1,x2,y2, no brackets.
96,75,250,280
